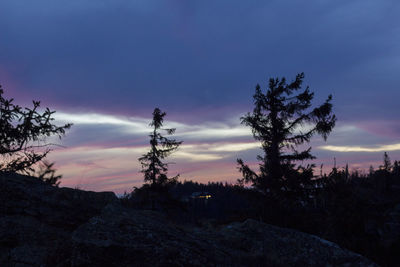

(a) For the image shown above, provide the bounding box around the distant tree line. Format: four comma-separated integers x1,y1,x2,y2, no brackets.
137,153,400,266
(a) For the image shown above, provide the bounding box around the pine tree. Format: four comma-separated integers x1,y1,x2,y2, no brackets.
375,152,392,193
369,165,375,176
393,161,399,177
237,73,336,196
381,152,391,172
0,85,72,174
139,108,182,190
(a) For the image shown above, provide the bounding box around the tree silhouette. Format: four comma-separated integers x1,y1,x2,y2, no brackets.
393,160,399,177
36,160,63,186
139,108,182,189
237,73,336,196
0,85,72,174
381,152,391,171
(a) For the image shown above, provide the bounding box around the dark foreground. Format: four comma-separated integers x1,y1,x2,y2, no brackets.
0,173,377,266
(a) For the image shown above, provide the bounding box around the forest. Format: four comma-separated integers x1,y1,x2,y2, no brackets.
1,74,399,266
148,157,400,266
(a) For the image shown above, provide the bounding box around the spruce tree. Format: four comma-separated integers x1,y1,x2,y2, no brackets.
0,85,72,174
237,73,336,196
369,165,375,176
139,108,182,190
393,161,399,177
382,152,391,172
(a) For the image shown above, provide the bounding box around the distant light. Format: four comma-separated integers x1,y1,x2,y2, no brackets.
198,194,212,199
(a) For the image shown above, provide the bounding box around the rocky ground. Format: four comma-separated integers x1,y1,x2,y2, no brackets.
0,173,378,266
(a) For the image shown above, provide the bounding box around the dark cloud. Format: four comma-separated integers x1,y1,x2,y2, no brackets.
0,0,398,123
1,1,400,192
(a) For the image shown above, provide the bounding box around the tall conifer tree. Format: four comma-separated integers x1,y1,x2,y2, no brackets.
237,73,336,196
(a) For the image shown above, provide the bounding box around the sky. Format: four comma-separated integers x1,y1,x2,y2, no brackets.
0,0,399,193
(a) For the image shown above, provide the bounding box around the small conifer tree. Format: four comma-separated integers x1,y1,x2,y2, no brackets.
139,108,182,190
393,161,399,177
381,152,392,172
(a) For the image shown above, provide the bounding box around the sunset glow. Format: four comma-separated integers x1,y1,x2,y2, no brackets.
1,0,399,193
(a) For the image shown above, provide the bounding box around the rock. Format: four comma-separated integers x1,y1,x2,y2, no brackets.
218,219,376,266
0,172,378,266
71,203,230,266
0,173,117,228
0,172,117,266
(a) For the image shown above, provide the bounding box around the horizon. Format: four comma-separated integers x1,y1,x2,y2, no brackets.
1,0,399,193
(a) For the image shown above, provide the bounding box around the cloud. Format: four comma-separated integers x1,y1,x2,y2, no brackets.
55,112,150,130
2,0,399,193
355,120,400,139
207,142,260,152
55,111,252,142
319,143,400,153
173,151,223,162
47,110,400,193
46,110,265,192
1,0,398,123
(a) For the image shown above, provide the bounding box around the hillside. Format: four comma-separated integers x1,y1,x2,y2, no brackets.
0,173,377,266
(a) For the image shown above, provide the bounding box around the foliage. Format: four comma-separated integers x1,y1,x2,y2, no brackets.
35,160,63,186
139,108,182,190
237,73,336,196
0,85,72,173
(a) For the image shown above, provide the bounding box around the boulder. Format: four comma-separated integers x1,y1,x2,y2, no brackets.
0,172,117,266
